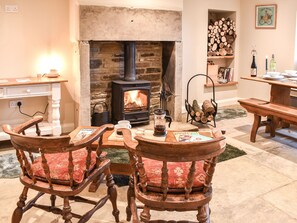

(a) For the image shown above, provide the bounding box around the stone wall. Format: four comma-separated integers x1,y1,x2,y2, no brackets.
90,41,163,115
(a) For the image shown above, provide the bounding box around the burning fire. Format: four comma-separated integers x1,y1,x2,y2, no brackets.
124,90,147,111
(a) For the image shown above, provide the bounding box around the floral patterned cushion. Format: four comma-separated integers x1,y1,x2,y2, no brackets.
31,149,98,184
142,158,206,189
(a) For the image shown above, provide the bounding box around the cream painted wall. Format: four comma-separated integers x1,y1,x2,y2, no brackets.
0,0,74,132
238,0,297,100
182,0,241,107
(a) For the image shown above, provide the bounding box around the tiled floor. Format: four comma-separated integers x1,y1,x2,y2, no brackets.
0,111,297,222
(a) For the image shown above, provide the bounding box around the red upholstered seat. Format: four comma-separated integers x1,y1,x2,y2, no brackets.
143,158,206,189
31,149,99,184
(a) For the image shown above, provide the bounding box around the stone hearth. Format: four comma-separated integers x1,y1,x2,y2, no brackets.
77,6,182,126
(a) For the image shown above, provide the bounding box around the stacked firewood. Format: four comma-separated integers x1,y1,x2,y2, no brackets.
207,17,236,56
188,100,216,124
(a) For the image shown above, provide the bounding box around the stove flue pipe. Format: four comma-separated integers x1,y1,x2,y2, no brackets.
124,41,136,81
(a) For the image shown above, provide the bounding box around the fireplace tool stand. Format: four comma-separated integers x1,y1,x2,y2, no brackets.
160,90,173,127
185,74,218,127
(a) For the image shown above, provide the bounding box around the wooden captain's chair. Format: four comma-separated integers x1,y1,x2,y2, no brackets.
2,117,119,223
122,129,226,223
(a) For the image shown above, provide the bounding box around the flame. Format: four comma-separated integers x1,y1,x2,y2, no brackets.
124,90,143,106
124,90,148,112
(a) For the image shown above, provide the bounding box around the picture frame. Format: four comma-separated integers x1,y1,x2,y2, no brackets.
255,4,277,29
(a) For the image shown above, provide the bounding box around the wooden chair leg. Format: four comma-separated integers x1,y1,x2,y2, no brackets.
12,186,28,223
251,114,261,142
50,195,56,207
62,197,73,223
197,204,210,223
126,175,135,221
140,205,151,223
105,168,120,223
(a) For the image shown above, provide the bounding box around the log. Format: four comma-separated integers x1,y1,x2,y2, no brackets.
189,107,195,117
211,43,218,51
202,100,215,114
200,113,208,124
192,100,202,117
219,48,227,56
207,114,214,121
194,115,201,122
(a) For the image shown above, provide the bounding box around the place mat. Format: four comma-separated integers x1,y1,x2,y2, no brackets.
108,129,166,142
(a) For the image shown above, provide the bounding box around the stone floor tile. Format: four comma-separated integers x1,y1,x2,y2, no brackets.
212,156,293,208
263,181,297,219
212,197,297,223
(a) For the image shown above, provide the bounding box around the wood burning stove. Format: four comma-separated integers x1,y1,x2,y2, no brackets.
112,41,151,125
112,80,151,125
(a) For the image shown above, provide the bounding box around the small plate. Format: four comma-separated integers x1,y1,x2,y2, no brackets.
285,70,297,75
283,72,297,77
262,75,284,80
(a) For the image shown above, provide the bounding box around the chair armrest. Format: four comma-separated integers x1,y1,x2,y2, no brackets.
11,116,43,134
211,128,227,149
122,129,138,152
73,124,114,148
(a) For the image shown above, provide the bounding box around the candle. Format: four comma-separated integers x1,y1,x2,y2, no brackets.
265,56,268,72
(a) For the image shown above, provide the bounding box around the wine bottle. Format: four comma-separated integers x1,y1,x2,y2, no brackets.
269,54,277,72
250,54,257,77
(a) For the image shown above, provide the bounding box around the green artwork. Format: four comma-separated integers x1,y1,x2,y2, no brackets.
255,5,277,29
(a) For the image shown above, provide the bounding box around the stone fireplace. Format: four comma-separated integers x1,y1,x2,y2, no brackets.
77,5,182,126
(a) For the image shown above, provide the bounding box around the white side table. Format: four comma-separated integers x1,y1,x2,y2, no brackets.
0,77,68,140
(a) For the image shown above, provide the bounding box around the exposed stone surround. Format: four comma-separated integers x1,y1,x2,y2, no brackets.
78,6,182,126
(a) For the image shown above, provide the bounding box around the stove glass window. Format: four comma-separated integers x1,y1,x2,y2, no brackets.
124,89,148,112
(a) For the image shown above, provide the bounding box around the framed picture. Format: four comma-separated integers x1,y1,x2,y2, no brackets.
255,4,277,29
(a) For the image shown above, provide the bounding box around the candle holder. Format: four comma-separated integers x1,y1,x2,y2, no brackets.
265,56,268,74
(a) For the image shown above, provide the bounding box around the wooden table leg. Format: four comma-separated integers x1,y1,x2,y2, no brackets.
270,84,291,129
251,114,261,142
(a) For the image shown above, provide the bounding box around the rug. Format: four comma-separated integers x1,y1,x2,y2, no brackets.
0,144,246,184
215,107,247,121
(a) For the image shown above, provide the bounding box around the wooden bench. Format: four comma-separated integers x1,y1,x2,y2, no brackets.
238,98,297,142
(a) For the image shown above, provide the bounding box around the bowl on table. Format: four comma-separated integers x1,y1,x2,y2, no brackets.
266,71,281,77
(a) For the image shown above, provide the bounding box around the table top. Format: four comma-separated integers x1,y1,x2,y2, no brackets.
0,77,68,87
241,76,297,88
72,122,213,149
102,124,216,148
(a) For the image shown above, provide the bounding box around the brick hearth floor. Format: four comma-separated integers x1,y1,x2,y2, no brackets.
0,108,297,222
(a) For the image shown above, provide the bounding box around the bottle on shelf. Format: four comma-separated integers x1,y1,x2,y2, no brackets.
269,54,277,72
250,49,257,77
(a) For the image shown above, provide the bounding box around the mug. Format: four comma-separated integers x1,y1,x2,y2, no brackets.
118,120,131,128
115,122,131,136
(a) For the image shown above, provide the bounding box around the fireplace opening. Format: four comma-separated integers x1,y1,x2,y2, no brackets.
89,41,180,125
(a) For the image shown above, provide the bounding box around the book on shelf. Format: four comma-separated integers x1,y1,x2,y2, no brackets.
174,131,213,142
